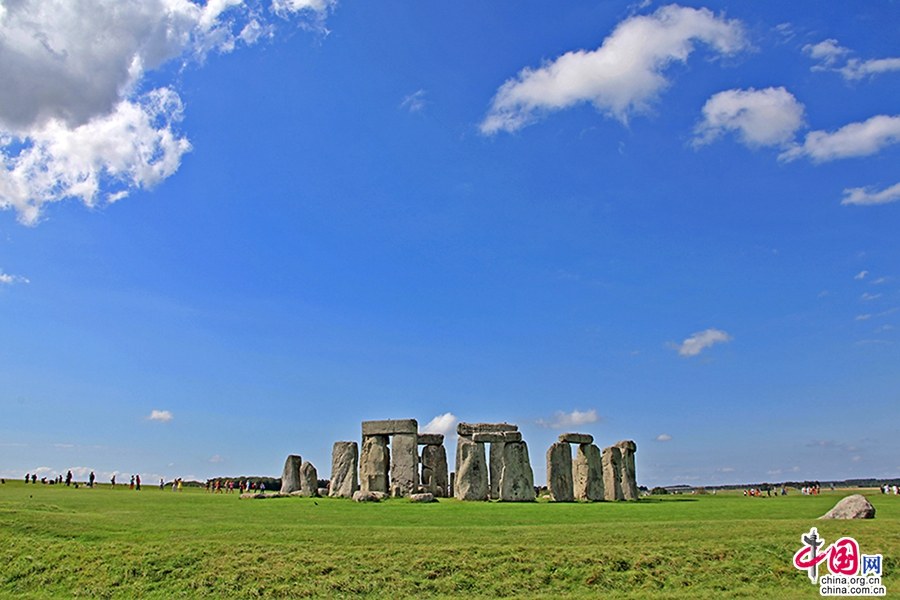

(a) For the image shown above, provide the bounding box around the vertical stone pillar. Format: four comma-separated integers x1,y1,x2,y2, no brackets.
489,442,505,499
360,435,390,493
329,441,358,498
573,443,604,501
300,461,318,497
615,440,639,500
279,454,302,494
499,441,534,501
391,433,418,497
602,445,624,501
546,442,574,502
421,444,448,497
455,437,489,500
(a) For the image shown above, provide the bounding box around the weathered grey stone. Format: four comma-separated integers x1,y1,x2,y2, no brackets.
615,440,639,500
820,494,876,520
279,454,303,494
457,422,518,436
559,433,593,445
317,487,329,496
547,442,574,502
489,441,505,499
240,492,256,499
421,443,449,497
449,471,455,494
499,441,535,501
391,433,418,497
417,433,444,445
362,419,417,436
290,490,304,496
360,435,390,493
353,490,381,502
573,443,604,501
602,446,624,501
300,461,318,497
473,431,522,443
455,437,489,501
410,492,436,503
329,441,359,498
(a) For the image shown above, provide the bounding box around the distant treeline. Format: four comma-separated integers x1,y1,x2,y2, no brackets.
665,477,900,491
205,477,331,490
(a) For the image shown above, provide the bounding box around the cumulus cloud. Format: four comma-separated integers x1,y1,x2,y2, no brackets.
842,181,900,206
693,87,805,148
0,269,29,285
655,434,672,441
480,5,747,134
804,39,900,80
673,328,732,357
145,409,173,423
780,114,900,163
421,413,459,437
535,408,602,429
0,0,334,225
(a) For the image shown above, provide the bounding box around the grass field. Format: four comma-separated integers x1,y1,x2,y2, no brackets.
0,481,896,599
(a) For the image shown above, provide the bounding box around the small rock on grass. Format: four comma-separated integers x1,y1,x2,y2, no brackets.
819,494,875,520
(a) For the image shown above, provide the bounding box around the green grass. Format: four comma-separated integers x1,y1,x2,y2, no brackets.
1,482,897,598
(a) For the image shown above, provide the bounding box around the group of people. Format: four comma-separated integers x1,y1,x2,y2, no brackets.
881,484,899,494
743,487,788,497
23,471,99,487
205,479,262,494
800,485,821,495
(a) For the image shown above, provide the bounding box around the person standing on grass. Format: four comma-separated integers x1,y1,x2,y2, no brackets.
31,474,36,484
25,473,29,483
111,475,116,488
89,471,95,488
160,478,164,491
65,471,72,486
177,479,183,492
136,475,141,491
130,475,135,490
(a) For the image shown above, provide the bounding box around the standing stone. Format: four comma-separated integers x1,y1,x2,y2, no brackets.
499,441,534,501
299,461,318,497
573,443,604,501
615,440,639,500
546,442,574,502
359,435,390,493
616,441,638,498
602,446,624,501
391,433,418,497
489,442,505,500
455,437,489,501
421,444,448,497
279,454,302,494
329,441,359,498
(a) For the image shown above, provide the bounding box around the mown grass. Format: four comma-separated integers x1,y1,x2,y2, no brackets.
0,481,897,598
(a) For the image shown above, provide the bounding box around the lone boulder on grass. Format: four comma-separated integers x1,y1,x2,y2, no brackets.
819,494,875,520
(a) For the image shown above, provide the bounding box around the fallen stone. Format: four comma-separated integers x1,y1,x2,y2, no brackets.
410,492,436,503
279,454,303,494
421,443,449,497
329,441,359,498
391,433,418,497
360,435,390,493
240,493,256,499
317,487,329,497
455,437,489,501
473,431,522,443
820,495,876,520
573,443,604,501
289,490,304,496
559,433,593,445
615,440,639,500
602,446,624,501
499,441,535,501
458,422,518,436
362,419,417,436
353,490,381,502
417,433,444,445
300,461,318,497
547,442,574,502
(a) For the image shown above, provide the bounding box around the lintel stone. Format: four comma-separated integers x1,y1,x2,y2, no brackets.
457,422,518,436
417,433,444,445
559,433,593,444
362,419,418,436
472,431,522,443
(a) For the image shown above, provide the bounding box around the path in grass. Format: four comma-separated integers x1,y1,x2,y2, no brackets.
1,482,896,598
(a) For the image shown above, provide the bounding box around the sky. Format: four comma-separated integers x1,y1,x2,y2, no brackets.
1,0,899,488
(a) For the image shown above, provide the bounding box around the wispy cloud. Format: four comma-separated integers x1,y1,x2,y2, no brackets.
842,181,900,206
400,89,427,113
0,269,29,285
481,5,747,134
655,434,672,442
535,409,601,429
861,293,882,301
672,328,732,357
855,270,868,280
145,410,173,423
208,455,226,463
780,114,900,163
804,39,900,80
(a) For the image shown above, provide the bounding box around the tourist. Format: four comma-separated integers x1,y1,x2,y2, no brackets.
25,473,29,483
66,470,72,486
159,478,164,491
177,479,183,492
136,475,141,491
89,471,95,488
111,475,116,488
130,475,135,490
31,474,36,484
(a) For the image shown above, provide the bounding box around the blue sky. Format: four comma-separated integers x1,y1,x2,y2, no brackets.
1,0,898,488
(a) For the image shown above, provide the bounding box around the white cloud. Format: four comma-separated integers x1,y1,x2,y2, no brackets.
855,270,868,280
421,413,459,438
0,0,334,225
804,39,900,80
780,114,900,163
673,328,732,357
0,269,29,285
480,5,747,134
861,293,882,301
718,467,734,472
766,469,782,475
693,87,805,148
872,278,887,284
208,454,226,463
145,409,173,423
855,314,872,321
535,408,602,429
400,90,427,113
803,39,850,67
842,181,900,206
655,434,672,442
